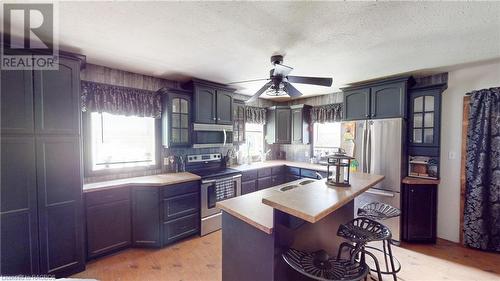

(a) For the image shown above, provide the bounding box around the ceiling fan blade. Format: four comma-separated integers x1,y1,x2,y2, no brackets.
286,76,333,87
284,82,303,98
228,78,270,85
246,81,273,103
273,63,294,77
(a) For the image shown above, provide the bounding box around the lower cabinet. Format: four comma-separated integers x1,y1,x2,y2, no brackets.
132,187,161,247
241,180,257,195
402,184,437,243
84,181,200,260
85,191,131,259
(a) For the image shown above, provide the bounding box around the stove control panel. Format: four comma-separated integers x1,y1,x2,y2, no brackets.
187,153,222,163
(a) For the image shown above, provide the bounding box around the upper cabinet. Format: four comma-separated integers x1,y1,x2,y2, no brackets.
408,85,444,151
291,104,311,144
233,100,246,144
1,70,34,135
161,89,192,147
266,106,291,144
183,79,235,125
342,76,414,121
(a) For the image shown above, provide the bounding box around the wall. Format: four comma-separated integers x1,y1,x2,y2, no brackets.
438,59,500,242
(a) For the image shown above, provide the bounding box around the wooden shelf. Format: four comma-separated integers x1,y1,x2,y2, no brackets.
402,176,440,185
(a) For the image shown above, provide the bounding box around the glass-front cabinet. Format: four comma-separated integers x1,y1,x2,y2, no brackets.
161,89,192,147
409,89,440,147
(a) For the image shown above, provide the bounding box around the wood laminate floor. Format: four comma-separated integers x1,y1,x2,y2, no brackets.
72,231,500,281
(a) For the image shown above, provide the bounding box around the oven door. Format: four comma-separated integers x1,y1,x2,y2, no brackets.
201,174,241,218
193,123,233,148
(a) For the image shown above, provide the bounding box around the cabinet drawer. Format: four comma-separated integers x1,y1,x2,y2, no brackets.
85,187,130,207
257,176,273,190
300,169,326,179
162,213,199,246
271,165,285,175
287,167,300,176
271,175,285,186
241,169,258,182
257,168,272,178
241,180,257,195
162,181,199,198
162,192,199,221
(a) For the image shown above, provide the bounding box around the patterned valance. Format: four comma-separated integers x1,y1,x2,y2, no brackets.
81,81,162,118
310,103,342,123
245,106,267,124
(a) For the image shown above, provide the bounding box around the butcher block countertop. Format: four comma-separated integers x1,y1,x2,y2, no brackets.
83,172,201,193
217,172,384,234
231,160,329,172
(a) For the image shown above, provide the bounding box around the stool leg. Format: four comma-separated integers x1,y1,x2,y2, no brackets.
387,241,397,281
337,242,355,259
383,240,390,273
363,249,383,281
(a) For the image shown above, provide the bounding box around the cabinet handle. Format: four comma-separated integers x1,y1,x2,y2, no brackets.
366,114,370,118
213,117,216,120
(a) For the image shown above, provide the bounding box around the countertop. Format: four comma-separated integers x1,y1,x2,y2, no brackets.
231,160,329,172
217,172,384,234
83,172,201,193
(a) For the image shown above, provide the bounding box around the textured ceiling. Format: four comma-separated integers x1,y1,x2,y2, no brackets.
11,2,500,99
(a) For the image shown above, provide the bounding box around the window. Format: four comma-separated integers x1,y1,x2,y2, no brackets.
90,112,156,171
313,122,342,158
240,123,265,162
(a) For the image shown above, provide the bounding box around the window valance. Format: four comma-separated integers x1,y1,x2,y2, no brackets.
310,103,342,123
81,81,162,118
245,106,267,124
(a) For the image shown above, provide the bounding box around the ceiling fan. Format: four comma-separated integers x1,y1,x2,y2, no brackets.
229,55,333,103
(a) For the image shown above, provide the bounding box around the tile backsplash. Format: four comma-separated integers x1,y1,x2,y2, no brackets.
279,144,312,162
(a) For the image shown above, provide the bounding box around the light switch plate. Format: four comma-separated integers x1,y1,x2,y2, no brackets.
448,151,456,160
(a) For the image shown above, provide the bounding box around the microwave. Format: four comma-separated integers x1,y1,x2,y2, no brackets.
192,123,233,148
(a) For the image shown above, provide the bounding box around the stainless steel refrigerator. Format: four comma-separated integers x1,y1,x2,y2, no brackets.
344,118,403,241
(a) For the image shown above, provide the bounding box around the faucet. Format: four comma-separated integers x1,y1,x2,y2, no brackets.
315,171,324,180
260,149,272,162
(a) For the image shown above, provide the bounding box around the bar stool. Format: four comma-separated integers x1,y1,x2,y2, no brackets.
357,202,401,221
336,217,400,281
282,248,369,281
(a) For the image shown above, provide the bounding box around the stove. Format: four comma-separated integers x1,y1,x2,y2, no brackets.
185,153,241,235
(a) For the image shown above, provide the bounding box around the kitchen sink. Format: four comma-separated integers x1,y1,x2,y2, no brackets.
299,179,316,185
279,185,299,192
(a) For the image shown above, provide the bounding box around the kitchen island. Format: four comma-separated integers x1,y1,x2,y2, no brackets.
217,172,384,281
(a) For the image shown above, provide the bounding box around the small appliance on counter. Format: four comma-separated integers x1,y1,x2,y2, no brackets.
408,156,439,179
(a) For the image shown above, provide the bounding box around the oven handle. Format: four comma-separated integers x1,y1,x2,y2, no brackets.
201,174,242,185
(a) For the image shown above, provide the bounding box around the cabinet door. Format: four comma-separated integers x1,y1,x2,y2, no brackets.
216,90,233,125
403,184,436,242
170,93,191,146
291,108,303,143
257,176,273,190
1,69,34,135
276,108,291,144
86,200,131,259
343,88,370,120
241,180,257,195
233,101,245,144
34,57,81,135
162,213,199,246
194,86,216,124
409,90,441,147
36,136,84,276
132,187,160,247
1,136,39,275
371,82,406,119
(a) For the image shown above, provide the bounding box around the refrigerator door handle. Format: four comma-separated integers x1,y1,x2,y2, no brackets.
366,121,372,173
361,120,367,173
366,189,395,197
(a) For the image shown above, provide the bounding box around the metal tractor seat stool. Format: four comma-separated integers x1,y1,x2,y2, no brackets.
282,248,369,281
357,202,401,221
337,217,400,281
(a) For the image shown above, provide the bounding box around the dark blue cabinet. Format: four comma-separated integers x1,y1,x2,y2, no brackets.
342,77,413,120
0,54,85,277
161,89,192,147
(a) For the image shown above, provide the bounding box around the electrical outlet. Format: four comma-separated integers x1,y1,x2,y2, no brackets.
448,151,456,160
163,157,169,165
